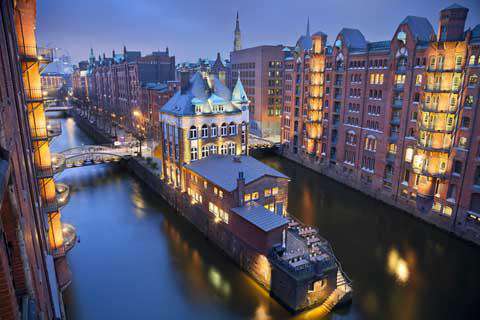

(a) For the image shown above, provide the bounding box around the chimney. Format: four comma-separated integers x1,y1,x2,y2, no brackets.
180,71,190,94
237,171,245,206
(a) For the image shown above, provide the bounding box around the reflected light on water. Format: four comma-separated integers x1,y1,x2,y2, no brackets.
387,248,410,284
208,267,231,298
65,118,76,146
131,183,146,218
253,303,272,320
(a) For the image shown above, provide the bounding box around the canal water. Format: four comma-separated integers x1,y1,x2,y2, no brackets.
50,114,480,320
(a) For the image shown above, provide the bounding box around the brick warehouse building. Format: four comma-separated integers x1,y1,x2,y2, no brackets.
281,4,480,245
72,46,176,135
1,0,74,318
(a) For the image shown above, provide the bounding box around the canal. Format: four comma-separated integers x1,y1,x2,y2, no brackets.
50,114,480,320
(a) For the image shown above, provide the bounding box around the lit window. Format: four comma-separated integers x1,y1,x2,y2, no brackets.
244,194,251,202
469,55,476,66
189,126,197,139
272,187,279,195
252,192,259,200
203,180,207,189
190,147,198,160
415,74,422,86
405,148,414,162
443,206,452,216
214,187,218,195
264,189,272,197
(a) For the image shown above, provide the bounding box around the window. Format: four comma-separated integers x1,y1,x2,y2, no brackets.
272,187,279,195
211,124,218,137
365,136,377,152
220,144,227,155
468,74,478,87
415,74,422,86
229,122,237,135
469,55,476,66
220,123,227,136
190,147,198,161
244,193,251,202
447,184,457,200
209,144,218,154
189,126,197,139
461,117,471,128
252,192,259,200
201,124,209,138
264,188,272,197
475,166,480,186
201,145,209,158
228,142,236,155
453,160,462,174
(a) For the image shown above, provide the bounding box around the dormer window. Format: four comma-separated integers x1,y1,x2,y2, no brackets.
397,31,407,44
219,105,224,112
195,105,202,113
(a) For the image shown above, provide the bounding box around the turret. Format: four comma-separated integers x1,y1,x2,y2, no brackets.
438,4,469,41
232,75,249,109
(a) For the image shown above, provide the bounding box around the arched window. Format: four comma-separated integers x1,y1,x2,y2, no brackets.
229,122,237,135
469,55,476,66
190,147,198,160
211,124,218,137
220,144,228,155
228,142,236,155
189,126,197,139
365,135,377,152
220,123,227,136
201,145,209,158
201,124,209,138
210,145,218,154
468,74,478,87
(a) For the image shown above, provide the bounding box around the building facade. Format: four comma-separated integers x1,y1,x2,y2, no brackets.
1,0,74,318
230,45,284,140
281,4,480,244
72,46,176,134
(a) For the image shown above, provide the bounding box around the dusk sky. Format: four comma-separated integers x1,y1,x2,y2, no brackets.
37,0,480,64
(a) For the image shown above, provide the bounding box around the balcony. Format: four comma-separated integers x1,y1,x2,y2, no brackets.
396,65,407,74
30,120,62,141
334,94,342,100
421,103,457,114
427,66,463,73
392,99,403,109
56,183,70,209
412,166,448,179
424,85,461,94
18,46,53,63
393,83,404,91
36,166,54,179
389,133,399,143
416,141,451,153
418,123,454,133
53,223,77,258
390,116,401,126
24,88,55,103
42,197,58,214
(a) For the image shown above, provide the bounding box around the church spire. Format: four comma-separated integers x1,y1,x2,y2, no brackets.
306,17,310,37
234,11,242,51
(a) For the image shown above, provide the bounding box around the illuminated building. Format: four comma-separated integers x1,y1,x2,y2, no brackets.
1,0,72,318
230,45,284,140
280,4,480,244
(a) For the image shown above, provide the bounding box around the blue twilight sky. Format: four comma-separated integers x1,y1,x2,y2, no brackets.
37,0,480,64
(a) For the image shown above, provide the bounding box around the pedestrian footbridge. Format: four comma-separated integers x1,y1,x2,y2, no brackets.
51,144,149,173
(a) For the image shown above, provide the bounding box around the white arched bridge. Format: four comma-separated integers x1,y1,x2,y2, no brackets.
51,144,150,173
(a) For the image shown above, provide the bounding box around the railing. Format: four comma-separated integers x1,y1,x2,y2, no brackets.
396,65,407,73
36,165,54,178
390,117,401,125
421,103,457,113
17,46,53,62
425,85,461,93
42,197,58,214
419,122,454,133
416,141,451,153
393,83,404,91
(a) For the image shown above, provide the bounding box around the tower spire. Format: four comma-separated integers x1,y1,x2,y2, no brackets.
234,11,242,51
306,17,310,37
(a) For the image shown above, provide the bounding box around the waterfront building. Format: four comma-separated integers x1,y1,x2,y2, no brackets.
72,46,176,132
158,71,250,188
72,61,90,100
230,45,284,140
177,53,231,86
156,70,351,312
1,0,73,318
280,4,480,245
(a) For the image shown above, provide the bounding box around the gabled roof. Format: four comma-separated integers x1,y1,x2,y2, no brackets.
471,24,480,44
400,16,435,42
231,204,288,232
185,155,289,192
339,28,367,51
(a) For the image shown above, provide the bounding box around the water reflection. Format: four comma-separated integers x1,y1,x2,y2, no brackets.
387,248,410,284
